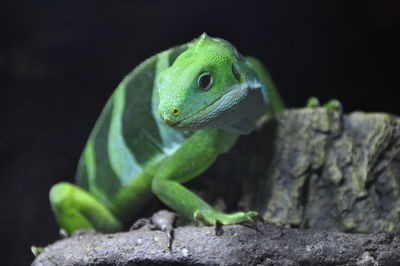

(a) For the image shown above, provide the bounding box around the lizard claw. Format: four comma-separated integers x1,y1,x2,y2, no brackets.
241,215,260,231
213,220,224,236
193,210,202,224
31,245,44,257
59,228,68,238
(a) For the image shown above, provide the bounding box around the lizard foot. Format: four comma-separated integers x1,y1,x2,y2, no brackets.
193,210,258,226
306,97,342,110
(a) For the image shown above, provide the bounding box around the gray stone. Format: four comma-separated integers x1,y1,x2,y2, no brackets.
240,108,400,233
33,108,400,265
32,221,400,265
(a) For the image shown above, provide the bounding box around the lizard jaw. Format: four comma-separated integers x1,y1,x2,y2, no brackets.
172,83,250,130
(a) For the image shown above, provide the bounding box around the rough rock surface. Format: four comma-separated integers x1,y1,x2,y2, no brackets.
33,109,400,265
234,108,400,233
33,221,400,266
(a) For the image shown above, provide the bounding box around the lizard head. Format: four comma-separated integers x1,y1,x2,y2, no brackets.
158,33,261,131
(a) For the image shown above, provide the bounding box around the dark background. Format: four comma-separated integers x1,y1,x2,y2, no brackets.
1,0,399,264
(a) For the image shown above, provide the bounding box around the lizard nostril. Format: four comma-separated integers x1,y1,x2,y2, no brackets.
172,107,180,116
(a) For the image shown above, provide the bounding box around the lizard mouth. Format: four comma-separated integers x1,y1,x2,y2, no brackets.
171,83,250,129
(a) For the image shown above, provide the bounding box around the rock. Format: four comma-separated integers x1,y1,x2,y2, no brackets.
240,108,400,233
33,108,400,265
32,221,400,265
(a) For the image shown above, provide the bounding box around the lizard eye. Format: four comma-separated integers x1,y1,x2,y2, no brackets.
198,72,213,91
172,107,180,116
232,64,241,82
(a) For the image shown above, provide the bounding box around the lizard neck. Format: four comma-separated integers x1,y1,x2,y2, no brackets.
221,84,268,134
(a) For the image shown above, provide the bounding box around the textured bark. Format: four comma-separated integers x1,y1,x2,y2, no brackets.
236,108,400,233
33,221,400,266
33,109,400,265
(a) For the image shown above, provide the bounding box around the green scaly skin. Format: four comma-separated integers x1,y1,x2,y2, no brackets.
49,33,336,234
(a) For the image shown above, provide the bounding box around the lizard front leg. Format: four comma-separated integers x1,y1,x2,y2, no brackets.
151,128,257,226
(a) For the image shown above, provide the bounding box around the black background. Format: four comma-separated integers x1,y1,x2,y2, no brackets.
1,0,399,264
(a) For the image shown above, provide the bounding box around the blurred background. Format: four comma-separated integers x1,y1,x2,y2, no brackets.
1,0,399,264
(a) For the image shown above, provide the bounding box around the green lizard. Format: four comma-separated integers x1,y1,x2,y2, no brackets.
49,33,338,234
